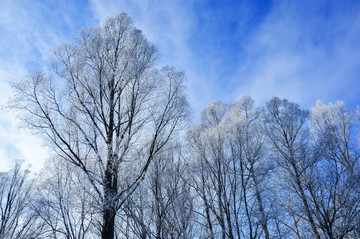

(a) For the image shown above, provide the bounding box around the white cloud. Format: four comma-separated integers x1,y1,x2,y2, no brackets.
0,61,48,172
0,0,82,172
88,0,360,117
230,0,360,108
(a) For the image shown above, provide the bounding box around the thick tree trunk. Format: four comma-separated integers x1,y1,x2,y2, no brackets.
102,209,116,239
102,161,118,239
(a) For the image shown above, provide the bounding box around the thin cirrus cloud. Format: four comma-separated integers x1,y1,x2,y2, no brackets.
0,0,359,171
89,0,360,112
0,0,92,171
231,0,360,109
0,61,46,172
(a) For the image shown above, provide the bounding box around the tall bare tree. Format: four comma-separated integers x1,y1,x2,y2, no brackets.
187,97,273,239
10,13,189,239
227,96,271,239
187,100,231,239
263,97,321,239
309,101,360,238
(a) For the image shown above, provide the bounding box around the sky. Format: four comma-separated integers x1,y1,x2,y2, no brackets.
0,0,360,171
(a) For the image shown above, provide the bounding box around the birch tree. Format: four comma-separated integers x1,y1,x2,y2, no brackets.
10,13,189,239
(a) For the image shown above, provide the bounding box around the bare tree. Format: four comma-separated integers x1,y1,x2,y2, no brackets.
148,146,195,239
0,163,44,239
187,97,273,239
188,100,234,239
227,96,271,239
10,13,189,239
186,127,216,239
33,158,98,239
263,97,321,239
308,101,360,238
118,144,195,239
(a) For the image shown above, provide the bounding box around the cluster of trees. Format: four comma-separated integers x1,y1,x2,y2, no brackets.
1,13,360,239
2,96,360,239
185,97,360,239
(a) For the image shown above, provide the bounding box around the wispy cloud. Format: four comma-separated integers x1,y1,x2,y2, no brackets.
0,0,92,171
0,60,48,172
88,0,360,112
231,0,360,108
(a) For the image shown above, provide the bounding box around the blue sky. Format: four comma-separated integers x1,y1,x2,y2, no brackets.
1,0,360,171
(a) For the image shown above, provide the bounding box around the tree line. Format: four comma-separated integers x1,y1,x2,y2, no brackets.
1,13,360,239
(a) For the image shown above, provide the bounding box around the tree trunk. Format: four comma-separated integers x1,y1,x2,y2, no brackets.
102,161,118,239
102,209,116,239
